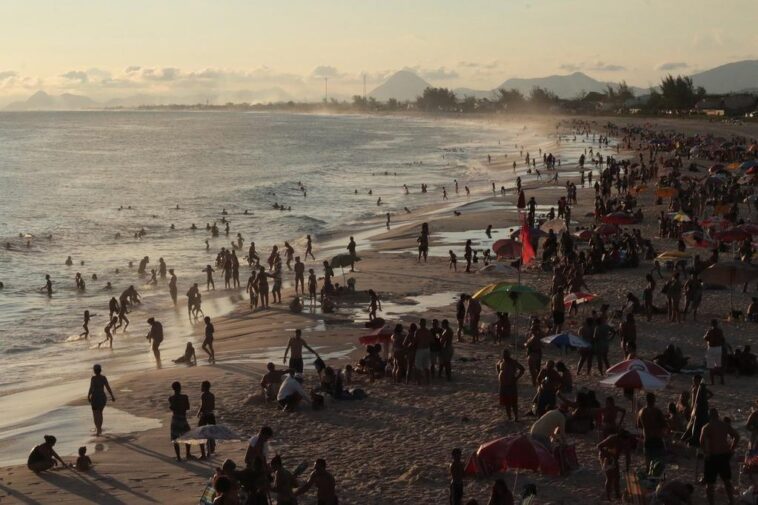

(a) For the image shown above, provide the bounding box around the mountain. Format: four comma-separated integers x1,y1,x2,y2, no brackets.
369,70,431,101
495,72,607,99
690,60,758,94
4,90,99,110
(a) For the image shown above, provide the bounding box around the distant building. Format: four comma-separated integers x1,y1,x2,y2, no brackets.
695,94,757,116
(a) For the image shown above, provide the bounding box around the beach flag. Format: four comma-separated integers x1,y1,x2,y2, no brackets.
519,212,535,265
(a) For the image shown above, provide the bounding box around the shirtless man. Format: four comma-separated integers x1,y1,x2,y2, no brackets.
295,459,338,505
636,392,667,468
294,257,305,295
497,349,525,421
346,236,357,272
271,455,298,505
41,274,53,297
283,329,321,374
413,319,433,385
305,235,315,261
146,317,163,363
700,408,739,505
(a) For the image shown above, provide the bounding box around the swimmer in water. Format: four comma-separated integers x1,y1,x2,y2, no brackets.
41,274,53,297
65,256,73,266
104,282,112,291
80,310,97,339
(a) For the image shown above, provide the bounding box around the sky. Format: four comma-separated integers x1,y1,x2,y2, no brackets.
0,0,756,105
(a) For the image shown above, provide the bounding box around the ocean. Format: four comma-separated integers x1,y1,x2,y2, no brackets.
0,111,603,461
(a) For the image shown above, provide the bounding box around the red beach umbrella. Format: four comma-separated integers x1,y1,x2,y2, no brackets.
600,369,667,390
464,434,560,477
738,223,758,236
492,239,522,259
563,291,597,309
573,229,593,241
700,216,731,230
594,223,619,236
358,325,393,345
713,227,751,243
602,212,636,225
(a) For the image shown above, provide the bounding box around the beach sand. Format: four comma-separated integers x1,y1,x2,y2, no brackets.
2,115,757,505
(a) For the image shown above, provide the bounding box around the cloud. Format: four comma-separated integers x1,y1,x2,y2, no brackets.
125,66,141,74
312,65,341,78
141,67,181,81
0,71,18,80
458,60,500,70
559,63,581,72
657,62,688,71
62,70,89,83
421,67,459,80
559,61,625,72
588,62,625,72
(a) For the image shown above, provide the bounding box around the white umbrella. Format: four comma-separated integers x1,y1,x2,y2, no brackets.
176,424,243,445
599,369,668,391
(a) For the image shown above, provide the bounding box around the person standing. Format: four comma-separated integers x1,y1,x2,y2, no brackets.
146,317,163,364
168,269,178,305
294,256,305,295
466,296,481,343
283,329,321,374
497,349,525,421
196,380,216,458
449,448,464,505
700,408,739,505
704,320,726,385
87,364,115,436
202,316,216,363
169,381,194,461
346,236,357,272
412,319,433,385
295,459,338,505
637,393,667,468
439,319,454,380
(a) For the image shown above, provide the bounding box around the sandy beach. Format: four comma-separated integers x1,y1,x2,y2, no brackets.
2,114,758,505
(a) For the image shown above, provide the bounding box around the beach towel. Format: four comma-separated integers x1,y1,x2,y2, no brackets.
706,346,723,369
198,478,216,505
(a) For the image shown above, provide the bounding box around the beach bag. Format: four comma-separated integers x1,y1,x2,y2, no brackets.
198,478,216,505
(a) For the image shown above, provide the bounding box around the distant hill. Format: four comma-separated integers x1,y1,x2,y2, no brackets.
495,72,607,99
4,91,99,111
369,70,431,101
690,60,758,94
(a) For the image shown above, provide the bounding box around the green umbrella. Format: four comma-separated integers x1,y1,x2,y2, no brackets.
473,283,549,348
476,284,549,313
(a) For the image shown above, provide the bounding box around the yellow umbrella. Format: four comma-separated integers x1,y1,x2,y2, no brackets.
726,162,741,171
471,281,512,300
672,211,691,223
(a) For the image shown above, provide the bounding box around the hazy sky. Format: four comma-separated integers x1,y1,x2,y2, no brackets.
0,0,756,104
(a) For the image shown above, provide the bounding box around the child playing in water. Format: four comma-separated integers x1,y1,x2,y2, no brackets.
449,250,457,272
80,310,97,339
98,316,117,349
75,447,92,471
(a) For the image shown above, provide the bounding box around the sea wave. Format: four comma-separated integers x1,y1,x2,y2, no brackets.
4,345,39,355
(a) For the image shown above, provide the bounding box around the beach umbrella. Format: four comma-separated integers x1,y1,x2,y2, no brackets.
682,231,715,249
726,162,741,171
740,160,758,171
541,331,590,349
655,250,692,262
600,369,667,391
464,434,560,485
738,223,758,236
605,358,671,380
492,239,522,259
473,283,548,347
594,223,619,236
713,228,751,243
477,262,519,276
700,216,731,230
359,325,393,345
700,261,758,310
671,211,692,223
330,253,360,281
602,212,636,225
176,424,242,445
563,291,597,308
738,174,757,185
748,166,758,175
573,229,593,241
708,164,725,174
540,219,567,234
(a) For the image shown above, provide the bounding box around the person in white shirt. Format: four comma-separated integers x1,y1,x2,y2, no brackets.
277,372,310,411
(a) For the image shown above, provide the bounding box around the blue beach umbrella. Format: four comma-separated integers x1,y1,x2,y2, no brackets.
540,331,590,349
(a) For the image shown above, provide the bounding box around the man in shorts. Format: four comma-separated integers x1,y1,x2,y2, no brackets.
700,408,739,505
283,329,321,374
413,319,432,386
497,349,525,421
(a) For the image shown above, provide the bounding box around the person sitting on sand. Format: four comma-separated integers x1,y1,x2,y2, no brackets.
75,446,92,472
277,372,310,412
27,435,66,473
173,342,197,366
254,364,283,404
